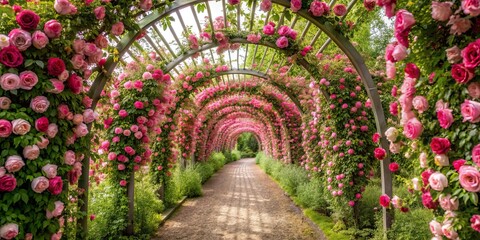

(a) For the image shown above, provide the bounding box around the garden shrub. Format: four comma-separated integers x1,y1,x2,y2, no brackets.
172,166,203,198
209,152,226,171
194,162,215,183
357,179,382,230
296,178,329,212
134,174,164,235
231,149,241,161
277,165,309,196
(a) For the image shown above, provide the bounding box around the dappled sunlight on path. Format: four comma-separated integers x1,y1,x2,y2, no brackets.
154,158,324,240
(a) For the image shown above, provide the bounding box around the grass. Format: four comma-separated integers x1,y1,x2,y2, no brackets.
304,209,352,240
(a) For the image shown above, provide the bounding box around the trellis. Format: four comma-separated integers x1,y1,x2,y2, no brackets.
80,0,393,234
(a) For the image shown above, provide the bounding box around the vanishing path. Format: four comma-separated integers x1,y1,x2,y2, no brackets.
154,158,325,240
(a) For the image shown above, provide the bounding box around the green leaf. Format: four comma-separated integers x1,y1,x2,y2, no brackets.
24,59,35,67
35,60,45,69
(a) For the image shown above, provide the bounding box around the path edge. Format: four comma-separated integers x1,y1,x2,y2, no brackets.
158,196,188,227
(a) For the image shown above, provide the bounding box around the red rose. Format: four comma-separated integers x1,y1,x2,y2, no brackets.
0,45,24,68
0,175,17,192
389,162,399,172
404,63,420,79
430,137,451,154
379,194,390,207
47,57,66,76
16,10,40,31
35,116,49,132
421,191,438,209
452,159,467,171
67,170,79,185
451,63,474,84
372,133,380,143
67,73,82,94
374,147,387,160
48,176,63,195
462,39,480,69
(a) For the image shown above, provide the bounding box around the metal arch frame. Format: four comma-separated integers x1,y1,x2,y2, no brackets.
89,0,392,228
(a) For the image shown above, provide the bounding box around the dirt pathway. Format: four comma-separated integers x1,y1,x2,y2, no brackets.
154,158,325,240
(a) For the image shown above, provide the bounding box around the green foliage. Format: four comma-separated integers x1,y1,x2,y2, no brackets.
277,165,309,196
304,209,353,240
236,132,259,157
208,152,226,171
371,208,434,240
357,179,382,230
134,175,164,235
171,166,203,198
295,178,330,212
194,162,215,184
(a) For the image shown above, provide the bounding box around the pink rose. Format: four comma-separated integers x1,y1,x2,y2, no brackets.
400,78,416,97
48,176,63,195
47,57,66,76
42,164,58,179
442,223,458,239
468,82,480,99
46,123,58,138
276,36,289,48
403,117,423,140
8,28,32,51
386,61,396,79
290,0,301,12
430,220,443,235
124,146,136,156
436,108,454,129
0,97,11,110
94,6,106,20
12,119,31,135
462,0,480,16
71,54,85,69
75,123,89,137
44,20,62,39
83,109,96,123
446,46,462,63
57,104,70,119
139,0,153,11
118,164,126,171
263,24,275,35
0,119,12,138
439,194,459,211
120,179,127,187
111,22,124,36
447,15,471,35
246,33,261,43
389,162,399,172
23,145,40,160
364,0,376,11
0,223,18,240
19,70,38,90
0,73,20,91
37,136,50,149
432,1,453,21
47,79,64,94
471,215,480,232
395,10,415,33
428,172,448,191
277,26,291,36
453,159,467,171
54,0,71,15
30,96,50,113
461,39,480,68
134,101,144,109
461,99,480,123
459,165,480,192
260,0,272,11
119,109,128,118
309,0,329,16
72,39,85,54
32,31,49,49
412,96,428,113
227,0,240,5
5,155,24,172
46,201,64,219
95,34,108,49
64,150,76,165
333,4,347,16
392,44,407,61
31,176,49,193
472,144,480,167
51,232,62,240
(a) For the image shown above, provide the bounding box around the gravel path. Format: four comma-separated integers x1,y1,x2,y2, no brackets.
154,158,325,240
